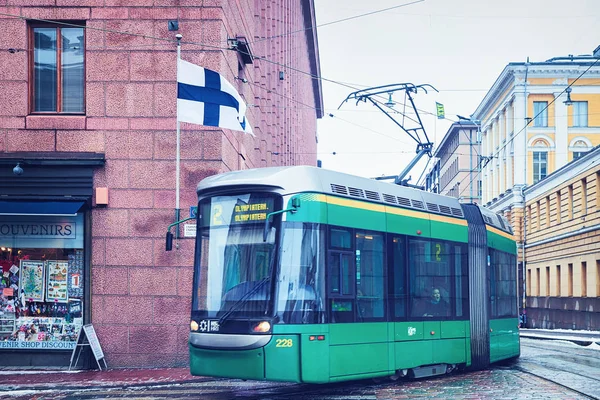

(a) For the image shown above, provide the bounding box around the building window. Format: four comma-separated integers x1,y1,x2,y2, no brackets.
545,196,550,228
572,101,588,127
533,101,548,127
597,172,600,211
536,268,540,296
536,201,541,231
596,260,600,298
30,22,85,113
572,139,591,160
533,151,547,184
581,262,587,297
568,184,574,219
556,191,561,224
581,178,587,215
568,263,573,297
556,265,561,296
527,268,532,296
545,266,550,296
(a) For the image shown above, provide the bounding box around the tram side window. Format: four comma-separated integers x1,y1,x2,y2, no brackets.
454,244,469,318
355,231,385,320
276,222,326,324
409,239,452,318
490,249,517,317
329,251,355,322
390,236,407,318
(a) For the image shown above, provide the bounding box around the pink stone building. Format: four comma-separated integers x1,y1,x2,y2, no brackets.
0,1,322,368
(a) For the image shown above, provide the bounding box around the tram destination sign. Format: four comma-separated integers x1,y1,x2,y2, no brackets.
203,196,275,227
231,200,272,224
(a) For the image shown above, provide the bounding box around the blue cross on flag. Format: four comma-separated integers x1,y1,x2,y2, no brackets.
177,58,253,135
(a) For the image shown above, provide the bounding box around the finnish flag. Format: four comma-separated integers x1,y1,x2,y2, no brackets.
177,58,253,135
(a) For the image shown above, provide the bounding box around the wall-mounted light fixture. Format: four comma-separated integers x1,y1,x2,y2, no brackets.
564,86,574,106
12,163,23,176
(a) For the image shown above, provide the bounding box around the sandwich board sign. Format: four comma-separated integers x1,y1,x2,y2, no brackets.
69,324,108,371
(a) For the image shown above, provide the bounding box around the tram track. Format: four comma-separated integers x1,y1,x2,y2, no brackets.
511,366,600,400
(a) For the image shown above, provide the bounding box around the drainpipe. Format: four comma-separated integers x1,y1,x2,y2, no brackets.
522,58,529,319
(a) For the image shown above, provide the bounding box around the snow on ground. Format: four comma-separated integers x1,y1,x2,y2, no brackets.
0,370,81,375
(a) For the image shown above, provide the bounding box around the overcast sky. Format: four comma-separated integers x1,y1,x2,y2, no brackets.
313,0,600,182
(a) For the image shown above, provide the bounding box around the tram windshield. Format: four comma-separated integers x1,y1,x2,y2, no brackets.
193,193,279,319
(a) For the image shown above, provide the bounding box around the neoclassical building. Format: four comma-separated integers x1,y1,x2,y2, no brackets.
471,47,600,324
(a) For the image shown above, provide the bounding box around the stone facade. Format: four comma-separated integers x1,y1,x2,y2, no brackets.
0,1,322,367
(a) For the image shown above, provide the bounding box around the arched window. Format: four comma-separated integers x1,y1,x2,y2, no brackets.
532,139,548,184
571,139,590,161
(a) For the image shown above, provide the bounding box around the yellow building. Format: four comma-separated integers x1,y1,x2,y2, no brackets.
522,146,599,329
471,47,600,329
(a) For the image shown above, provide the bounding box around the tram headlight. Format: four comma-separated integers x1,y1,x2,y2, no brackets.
252,321,271,333
190,320,199,331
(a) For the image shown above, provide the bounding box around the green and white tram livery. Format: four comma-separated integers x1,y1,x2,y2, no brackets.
183,166,519,383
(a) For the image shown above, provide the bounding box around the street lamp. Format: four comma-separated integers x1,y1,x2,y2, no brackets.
564,86,574,106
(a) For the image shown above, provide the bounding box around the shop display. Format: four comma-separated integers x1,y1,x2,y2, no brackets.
0,249,84,349
47,261,69,302
19,261,45,302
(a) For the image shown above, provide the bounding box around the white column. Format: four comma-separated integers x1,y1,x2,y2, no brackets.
482,129,490,203
491,120,498,198
506,102,514,188
554,90,568,169
512,91,527,186
499,110,506,194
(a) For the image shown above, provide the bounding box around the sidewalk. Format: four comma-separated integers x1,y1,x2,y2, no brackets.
0,367,205,391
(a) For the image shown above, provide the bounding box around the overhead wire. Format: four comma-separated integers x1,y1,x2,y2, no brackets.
246,0,425,45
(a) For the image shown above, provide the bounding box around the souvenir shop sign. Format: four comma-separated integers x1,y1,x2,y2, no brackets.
0,215,83,249
0,340,76,350
19,260,45,301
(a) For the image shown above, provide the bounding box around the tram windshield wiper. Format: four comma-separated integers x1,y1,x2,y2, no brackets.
218,277,270,325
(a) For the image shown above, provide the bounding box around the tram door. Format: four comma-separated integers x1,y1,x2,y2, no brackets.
326,227,389,378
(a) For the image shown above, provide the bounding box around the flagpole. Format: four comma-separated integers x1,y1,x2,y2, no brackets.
175,33,182,242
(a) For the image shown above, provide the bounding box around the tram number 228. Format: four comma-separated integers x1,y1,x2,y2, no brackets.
275,338,293,348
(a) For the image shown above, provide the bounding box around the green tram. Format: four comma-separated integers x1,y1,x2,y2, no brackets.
187,166,519,383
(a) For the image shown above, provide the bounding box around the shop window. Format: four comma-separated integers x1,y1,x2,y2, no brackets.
0,211,85,350
29,22,85,113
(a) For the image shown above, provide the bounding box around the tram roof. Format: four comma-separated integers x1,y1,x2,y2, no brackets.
197,166,511,233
